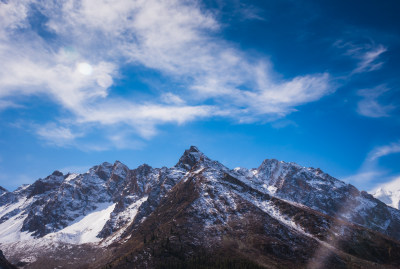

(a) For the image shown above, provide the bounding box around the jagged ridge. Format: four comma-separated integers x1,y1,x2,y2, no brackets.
0,146,399,268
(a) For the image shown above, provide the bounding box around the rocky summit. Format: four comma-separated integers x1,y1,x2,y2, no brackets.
0,146,400,268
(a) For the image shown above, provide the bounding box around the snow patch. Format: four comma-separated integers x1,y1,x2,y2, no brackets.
266,184,277,194
101,196,148,246
235,189,315,239
45,203,116,244
0,197,36,244
64,173,78,182
0,212,33,244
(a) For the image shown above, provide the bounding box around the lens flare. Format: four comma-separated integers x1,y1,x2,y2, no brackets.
77,62,93,75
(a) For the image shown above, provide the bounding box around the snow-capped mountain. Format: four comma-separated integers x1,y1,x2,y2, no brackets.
1,146,400,268
0,160,182,244
371,177,400,210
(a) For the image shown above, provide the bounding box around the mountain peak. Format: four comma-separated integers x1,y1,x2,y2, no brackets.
94,162,113,180
0,186,8,194
51,170,63,177
188,145,200,152
175,146,205,170
112,160,128,170
371,177,400,209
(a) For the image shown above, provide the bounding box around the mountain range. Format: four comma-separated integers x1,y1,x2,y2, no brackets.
0,146,399,268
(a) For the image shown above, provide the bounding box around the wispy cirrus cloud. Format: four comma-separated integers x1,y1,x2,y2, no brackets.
368,140,400,161
0,100,23,111
357,85,395,118
161,93,185,105
335,40,387,74
345,140,400,189
35,123,83,147
0,0,332,147
352,45,386,74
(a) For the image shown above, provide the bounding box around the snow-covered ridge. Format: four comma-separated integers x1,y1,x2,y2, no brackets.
371,177,400,209
0,145,400,267
0,151,190,248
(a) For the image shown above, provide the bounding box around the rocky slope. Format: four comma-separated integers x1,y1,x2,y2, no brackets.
0,250,16,269
0,146,400,268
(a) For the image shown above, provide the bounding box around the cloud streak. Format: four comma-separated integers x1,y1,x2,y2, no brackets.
368,140,400,161
345,140,400,189
352,44,386,74
35,123,83,147
0,0,333,147
335,40,387,74
357,85,395,118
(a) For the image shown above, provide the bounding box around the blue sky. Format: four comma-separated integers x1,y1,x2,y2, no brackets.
0,0,399,191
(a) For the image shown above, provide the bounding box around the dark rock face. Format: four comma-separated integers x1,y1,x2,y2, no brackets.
175,145,203,170
0,186,8,195
26,172,64,199
0,250,17,269
51,170,63,177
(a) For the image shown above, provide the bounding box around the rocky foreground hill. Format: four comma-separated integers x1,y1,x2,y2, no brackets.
0,146,400,268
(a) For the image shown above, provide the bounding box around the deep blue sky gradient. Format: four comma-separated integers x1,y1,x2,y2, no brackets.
0,0,399,191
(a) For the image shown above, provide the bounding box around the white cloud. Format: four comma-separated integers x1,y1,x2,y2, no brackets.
36,123,82,146
0,100,22,111
76,102,216,138
237,4,265,21
344,140,400,188
0,0,30,38
0,0,333,147
108,133,146,150
353,45,386,74
368,141,400,161
357,86,394,118
161,93,185,105
371,176,400,192
344,171,385,187
334,40,387,74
